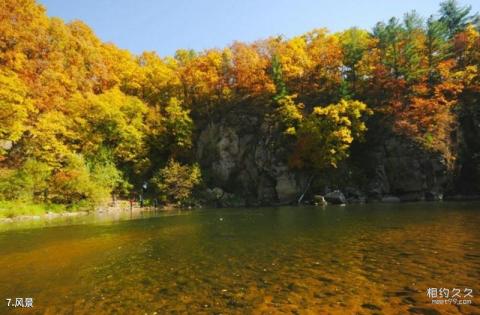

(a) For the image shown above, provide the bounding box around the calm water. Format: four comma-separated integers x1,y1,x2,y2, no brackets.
0,202,479,314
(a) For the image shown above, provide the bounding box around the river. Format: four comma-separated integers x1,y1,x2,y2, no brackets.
0,202,479,314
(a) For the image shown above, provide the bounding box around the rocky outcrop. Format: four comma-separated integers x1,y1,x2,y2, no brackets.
195,110,451,206
196,111,306,206
364,136,449,202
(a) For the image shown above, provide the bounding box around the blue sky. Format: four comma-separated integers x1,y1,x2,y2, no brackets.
38,0,479,57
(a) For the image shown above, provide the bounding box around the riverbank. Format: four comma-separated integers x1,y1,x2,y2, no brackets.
2,194,480,225
0,200,160,224
0,201,69,221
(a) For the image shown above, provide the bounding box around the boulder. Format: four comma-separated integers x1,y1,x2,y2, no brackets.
313,195,327,206
325,190,346,204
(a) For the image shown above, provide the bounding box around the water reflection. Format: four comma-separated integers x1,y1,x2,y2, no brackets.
0,202,479,314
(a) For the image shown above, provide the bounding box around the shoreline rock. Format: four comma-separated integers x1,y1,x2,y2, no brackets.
324,191,347,205
313,195,327,206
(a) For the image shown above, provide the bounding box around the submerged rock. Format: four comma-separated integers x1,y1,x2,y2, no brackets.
325,191,346,204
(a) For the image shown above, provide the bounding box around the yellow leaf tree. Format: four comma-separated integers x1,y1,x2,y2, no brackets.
290,100,372,171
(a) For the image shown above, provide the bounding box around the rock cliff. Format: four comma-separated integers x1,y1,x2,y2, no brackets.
196,109,306,206
195,109,455,206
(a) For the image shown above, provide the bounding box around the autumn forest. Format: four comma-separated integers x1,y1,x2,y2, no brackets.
1,0,480,213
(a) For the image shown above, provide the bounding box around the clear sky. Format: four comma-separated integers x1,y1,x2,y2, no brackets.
38,0,479,57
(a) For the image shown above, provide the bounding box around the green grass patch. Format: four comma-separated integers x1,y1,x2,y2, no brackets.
0,201,69,218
